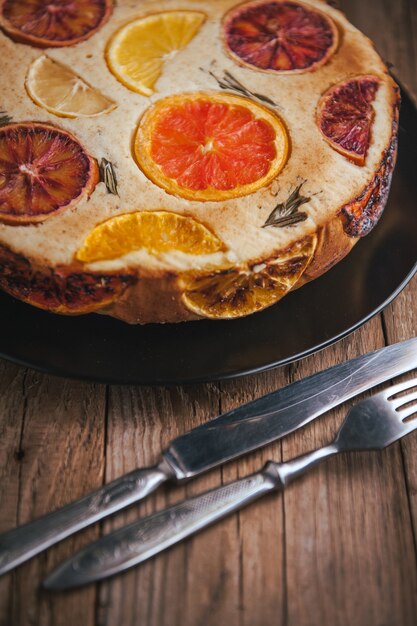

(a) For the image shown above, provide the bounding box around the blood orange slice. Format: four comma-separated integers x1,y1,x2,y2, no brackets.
317,75,380,165
0,122,98,224
181,236,316,319
223,0,338,74
0,0,112,48
134,92,289,202
0,243,135,314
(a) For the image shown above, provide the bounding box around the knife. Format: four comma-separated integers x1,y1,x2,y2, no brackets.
1,337,417,577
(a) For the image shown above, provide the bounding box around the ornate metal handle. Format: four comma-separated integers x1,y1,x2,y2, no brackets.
0,463,170,576
44,463,282,589
44,446,343,589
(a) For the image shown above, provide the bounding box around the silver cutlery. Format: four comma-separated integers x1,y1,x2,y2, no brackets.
44,376,417,590
1,337,417,576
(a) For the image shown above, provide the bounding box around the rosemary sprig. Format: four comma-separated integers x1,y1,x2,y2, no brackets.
262,181,310,228
0,111,12,127
99,158,118,195
202,68,279,108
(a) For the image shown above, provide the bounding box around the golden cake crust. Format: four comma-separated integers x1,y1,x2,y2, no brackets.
0,0,400,323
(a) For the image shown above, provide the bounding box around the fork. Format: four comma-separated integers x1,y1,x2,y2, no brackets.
44,376,417,590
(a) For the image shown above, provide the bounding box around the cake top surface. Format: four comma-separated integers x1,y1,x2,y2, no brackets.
0,0,397,273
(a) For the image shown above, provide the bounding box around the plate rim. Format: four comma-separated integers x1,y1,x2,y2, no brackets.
1,258,416,386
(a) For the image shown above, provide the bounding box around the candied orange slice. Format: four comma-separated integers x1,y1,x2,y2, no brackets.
0,243,135,314
0,0,112,48
317,76,380,165
134,92,289,202
0,122,98,225
106,11,206,96
26,56,116,118
181,236,316,319
223,0,338,74
76,211,225,263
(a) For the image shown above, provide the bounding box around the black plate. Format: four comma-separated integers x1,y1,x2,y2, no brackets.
1,87,416,385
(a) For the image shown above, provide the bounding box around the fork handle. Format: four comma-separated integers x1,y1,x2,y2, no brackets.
44,463,281,589
44,444,341,589
0,462,170,576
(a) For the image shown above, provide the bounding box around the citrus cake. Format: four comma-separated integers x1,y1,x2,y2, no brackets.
0,0,399,323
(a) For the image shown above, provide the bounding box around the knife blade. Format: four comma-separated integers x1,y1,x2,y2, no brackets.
1,337,417,577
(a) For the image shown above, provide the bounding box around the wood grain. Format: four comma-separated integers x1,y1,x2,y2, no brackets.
0,1,416,625
0,374,107,626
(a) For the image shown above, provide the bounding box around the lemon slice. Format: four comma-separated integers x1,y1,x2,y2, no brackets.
181,236,316,319
76,211,225,263
26,56,116,118
106,11,206,96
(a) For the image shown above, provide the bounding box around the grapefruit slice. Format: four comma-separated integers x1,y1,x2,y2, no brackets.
317,75,380,165
76,211,226,263
0,122,98,224
0,0,112,48
134,92,289,202
0,243,135,314
106,11,206,96
181,236,316,319
26,55,117,118
223,0,338,74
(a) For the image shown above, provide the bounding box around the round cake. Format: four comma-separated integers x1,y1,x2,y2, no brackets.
0,0,399,323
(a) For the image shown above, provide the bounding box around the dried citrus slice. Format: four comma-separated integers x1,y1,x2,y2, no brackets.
0,0,112,48
76,211,225,263
223,0,338,74
0,243,135,314
0,122,98,225
317,75,380,166
135,92,289,202
181,236,316,319
106,11,206,96
26,56,116,118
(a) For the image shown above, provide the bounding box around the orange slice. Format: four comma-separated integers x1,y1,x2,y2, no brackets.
0,122,98,225
0,243,135,314
26,56,117,118
317,76,380,165
181,236,316,319
76,211,225,263
106,11,206,96
223,0,338,74
134,92,289,202
0,0,112,48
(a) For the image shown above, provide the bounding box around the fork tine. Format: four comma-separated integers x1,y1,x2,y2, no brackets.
384,376,417,399
403,419,417,435
397,403,417,421
390,389,417,410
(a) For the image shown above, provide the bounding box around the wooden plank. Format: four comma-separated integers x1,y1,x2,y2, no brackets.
379,0,417,556
282,3,417,623
96,372,289,626
282,318,417,626
0,362,26,626
181,367,288,626
96,383,224,626
348,0,417,597
383,276,417,554
0,371,107,626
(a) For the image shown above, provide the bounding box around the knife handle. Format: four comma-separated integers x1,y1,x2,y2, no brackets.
44,463,282,588
0,462,170,576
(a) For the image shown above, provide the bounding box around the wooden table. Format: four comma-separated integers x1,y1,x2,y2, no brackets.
1,1,417,624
